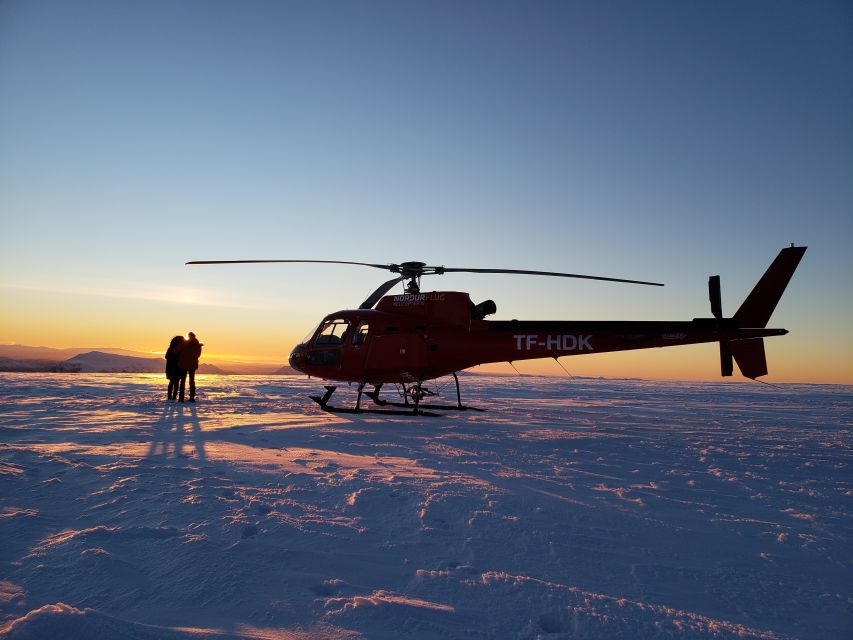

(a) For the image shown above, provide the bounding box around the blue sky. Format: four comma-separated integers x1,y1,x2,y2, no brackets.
1,1,851,381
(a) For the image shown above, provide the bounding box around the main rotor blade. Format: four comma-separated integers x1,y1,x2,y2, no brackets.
185,259,663,286
360,276,405,310
440,267,664,287
186,259,391,269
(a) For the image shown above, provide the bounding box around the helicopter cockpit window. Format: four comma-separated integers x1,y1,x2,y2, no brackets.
300,322,322,345
314,320,350,345
352,322,369,345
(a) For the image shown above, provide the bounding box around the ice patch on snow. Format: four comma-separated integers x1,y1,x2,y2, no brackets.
324,590,454,614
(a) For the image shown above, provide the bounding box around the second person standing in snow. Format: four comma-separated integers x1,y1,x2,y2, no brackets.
178,332,202,402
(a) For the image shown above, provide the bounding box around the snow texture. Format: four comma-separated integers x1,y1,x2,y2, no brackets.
0,373,850,639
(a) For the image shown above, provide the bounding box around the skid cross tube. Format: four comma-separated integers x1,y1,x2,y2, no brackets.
309,385,338,408
452,372,463,409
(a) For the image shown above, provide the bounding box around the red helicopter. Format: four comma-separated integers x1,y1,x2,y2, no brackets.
188,246,805,415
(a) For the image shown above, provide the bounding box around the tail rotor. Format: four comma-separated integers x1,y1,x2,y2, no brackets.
708,246,806,380
709,275,734,377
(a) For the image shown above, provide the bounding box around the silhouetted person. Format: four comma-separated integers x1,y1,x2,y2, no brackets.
178,332,202,402
165,335,185,400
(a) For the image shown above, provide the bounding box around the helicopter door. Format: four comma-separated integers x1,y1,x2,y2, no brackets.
352,322,369,347
364,331,428,378
347,321,371,370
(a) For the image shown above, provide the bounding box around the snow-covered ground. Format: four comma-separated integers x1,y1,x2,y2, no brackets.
0,373,850,639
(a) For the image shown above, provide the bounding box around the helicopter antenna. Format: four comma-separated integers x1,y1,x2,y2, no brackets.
752,377,782,390
554,357,575,379
359,277,405,310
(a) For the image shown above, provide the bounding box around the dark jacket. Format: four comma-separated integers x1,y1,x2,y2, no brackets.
178,336,202,371
165,344,181,380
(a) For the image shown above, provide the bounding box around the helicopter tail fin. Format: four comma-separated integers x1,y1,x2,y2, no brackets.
713,246,804,379
733,246,806,328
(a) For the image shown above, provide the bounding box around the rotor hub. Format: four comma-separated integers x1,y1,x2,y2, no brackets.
392,261,431,294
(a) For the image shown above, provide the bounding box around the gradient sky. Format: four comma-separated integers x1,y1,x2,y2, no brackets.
1,1,851,382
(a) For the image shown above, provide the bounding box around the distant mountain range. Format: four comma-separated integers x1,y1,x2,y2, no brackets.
0,344,298,375
56,351,232,374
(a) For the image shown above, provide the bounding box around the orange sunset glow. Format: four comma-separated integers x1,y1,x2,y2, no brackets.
2,276,850,383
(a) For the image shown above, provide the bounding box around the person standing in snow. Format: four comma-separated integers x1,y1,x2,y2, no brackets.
178,332,203,402
165,335,184,400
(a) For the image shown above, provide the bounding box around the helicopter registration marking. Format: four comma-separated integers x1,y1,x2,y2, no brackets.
514,335,593,351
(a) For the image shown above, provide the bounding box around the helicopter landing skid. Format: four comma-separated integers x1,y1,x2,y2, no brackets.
309,376,484,416
363,389,484,412
368,399,485,413
366,373,485,413
309,385,441,417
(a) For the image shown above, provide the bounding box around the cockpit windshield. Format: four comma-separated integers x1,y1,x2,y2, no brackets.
300,322,322,344
313,319,351,345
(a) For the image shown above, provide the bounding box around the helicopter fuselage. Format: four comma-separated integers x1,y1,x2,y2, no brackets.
287,290,785,384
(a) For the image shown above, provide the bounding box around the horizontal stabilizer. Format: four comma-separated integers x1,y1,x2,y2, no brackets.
731,339,768,379
734,246,806,328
